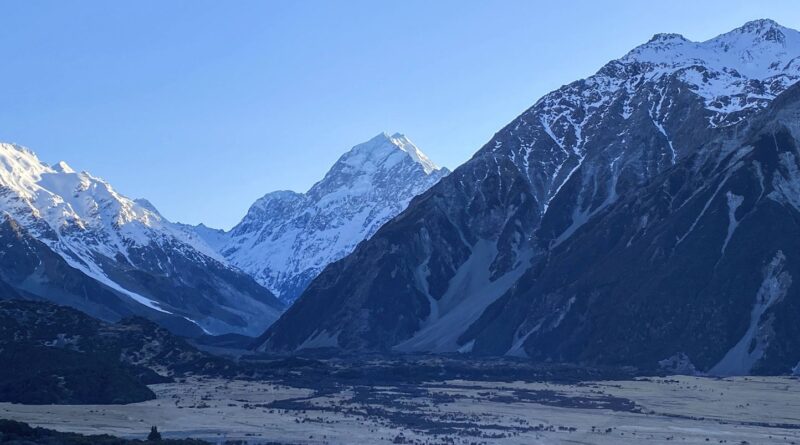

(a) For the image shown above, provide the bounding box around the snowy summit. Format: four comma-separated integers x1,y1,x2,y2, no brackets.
195,132,449,303
0,142,283,336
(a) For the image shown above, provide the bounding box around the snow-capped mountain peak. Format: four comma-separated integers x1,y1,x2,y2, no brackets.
202,133,449,303
0,143,170,247
52,161,75,174
387,132,440,174
0,143,53,200
623,19,800,79
735,18,786,40
336,132,440,175
490,19,800,219
0,142,283,335
646,33,689,44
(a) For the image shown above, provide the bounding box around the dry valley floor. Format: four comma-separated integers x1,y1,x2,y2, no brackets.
2,376,799,444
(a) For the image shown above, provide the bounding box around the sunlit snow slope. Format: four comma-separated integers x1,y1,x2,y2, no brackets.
195,132,449,304
0,143,283,336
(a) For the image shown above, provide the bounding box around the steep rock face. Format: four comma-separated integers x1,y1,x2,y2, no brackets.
208,133,448,304
0,144,283,336
464,84,800,375
256,20,800,364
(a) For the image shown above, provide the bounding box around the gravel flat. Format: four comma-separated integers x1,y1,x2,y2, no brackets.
2,375,799,444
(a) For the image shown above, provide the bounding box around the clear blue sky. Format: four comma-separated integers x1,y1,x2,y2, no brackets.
2,1,799,229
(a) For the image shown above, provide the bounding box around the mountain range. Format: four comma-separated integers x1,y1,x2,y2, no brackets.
3,19,800,377
255,19,800,375
0,133,447,336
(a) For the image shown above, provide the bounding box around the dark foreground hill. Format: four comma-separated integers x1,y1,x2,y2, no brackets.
0,300,236,404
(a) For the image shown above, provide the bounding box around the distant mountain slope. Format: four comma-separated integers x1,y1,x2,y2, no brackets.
0,143,283,336
197,133,448,303
255,20,800,374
